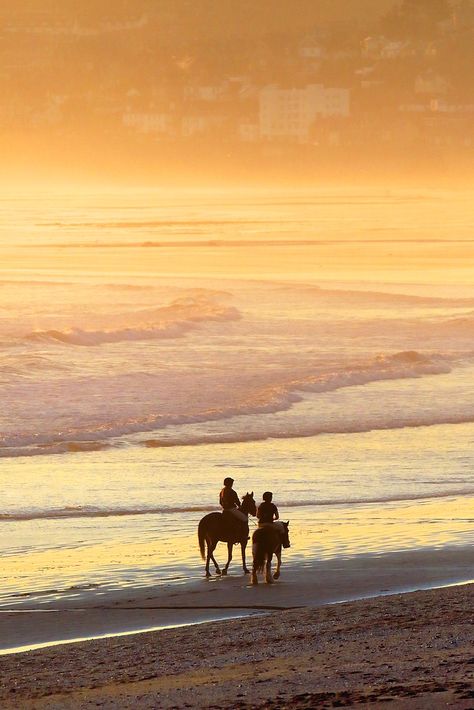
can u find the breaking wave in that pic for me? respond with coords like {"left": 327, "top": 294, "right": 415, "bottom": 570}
{"left": 142, "top": 411, "right": 474, "bottom": 449}
{"left": 0, "top": 349, "right": 459, "bottom": 458}
{"left": 2, "top": 488, "right": 473, "bottom": 522}
{"left": 24, "top": 296, "right": 241, "bottom": 346}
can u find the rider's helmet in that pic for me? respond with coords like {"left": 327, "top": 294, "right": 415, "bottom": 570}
{"left": 263, "top": 491, "right": 273, "bottom": 502}
{"left": 223, "top": 477, "right": 234, "bottom": 486}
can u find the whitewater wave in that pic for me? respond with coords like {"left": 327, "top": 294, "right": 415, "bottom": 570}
{"left": 6, "top": 408, "right": 474, "bottom": 459}
{"left": 142, "top": 412, "right": 474, "bottom": 449}
{"left": 24, "top": 295, "right": 241, "bottom": 346}
{"left": 2, "top": 489, "right": 473, "bottom": 522}
{"left": 0, "top": 349, "right": 458, "bottom": 457}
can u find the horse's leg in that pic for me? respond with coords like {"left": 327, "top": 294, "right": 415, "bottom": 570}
{"left": 209, "top": 542, "right": 221, "bottom": 575}
{"left": 205, "top": 539, "right": 212, "bottom": 577}
{"left": 222, "top": 542, "right": 233, "bottom": 575}
{"left": 251, "top": 540, "right": 258, "bottom": 585}
{"left": 241, "top": 541, "right": 249, "bottom": 574}
{"left": 265, "top": 553, "right": 273, "bottom": 584}
{"left": 273, "top": 546, "right": 282, "bottom": 580}
{"left": 251, "top": 561, "right": 258, "bottom": 585}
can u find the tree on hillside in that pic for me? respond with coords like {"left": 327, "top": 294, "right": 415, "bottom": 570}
{"left": 381, "top": 0, "right": 452, "bottom": 38}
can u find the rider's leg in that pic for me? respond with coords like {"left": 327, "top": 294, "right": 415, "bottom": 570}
{"left": 230, "top": 508, "right": 248, "bottom": 540}
{"left": 231, "top": 509, "right": 247, "bottom": 523}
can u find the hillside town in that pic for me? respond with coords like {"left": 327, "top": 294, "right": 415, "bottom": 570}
{"left": 1, "top": 1, "right": 474, "bottom": 165}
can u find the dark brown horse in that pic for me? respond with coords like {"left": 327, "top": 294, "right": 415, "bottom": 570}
{"left": 198, "top": 492, "right": 257, "bottom": 577}
{"left": 251, "top": 521, "right": 290, "bottom": 585}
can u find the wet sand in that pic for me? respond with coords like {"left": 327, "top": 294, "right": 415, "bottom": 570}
{"left": 1, "top": 545, "right": 472, "bottom": 655}
{"left": 0, "top": 583, "right": 472, "bottom": 708}
{"left": 0, "top": 547, "right": 474, "bottom": 658}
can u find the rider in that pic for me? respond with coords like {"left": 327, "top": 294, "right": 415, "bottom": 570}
{"left": 257, "top": 491, "right": 289, "bottom": 547}
{"left": 219, "top": 477, "right": 248, "bottom": 536}
{"left": 257, "top": 491, "right": 279, "bottom": 527}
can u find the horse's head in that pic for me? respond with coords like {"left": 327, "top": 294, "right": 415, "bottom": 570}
{"left": 281, "top": 521, "right": 291, "bottom": 549}
{"left": 241, "top": 491, "right": 257, "bottom": 517}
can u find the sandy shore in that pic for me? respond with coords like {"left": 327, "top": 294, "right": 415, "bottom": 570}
{"left": 0, "top": 584, "right": 472, "bottom": 708}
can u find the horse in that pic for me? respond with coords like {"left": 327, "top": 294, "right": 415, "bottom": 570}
{"left": 251, "top": 521, "right": 290, "bottom": 585}
{"left": 198, "top": 492, "right": 257, "bottom": 577}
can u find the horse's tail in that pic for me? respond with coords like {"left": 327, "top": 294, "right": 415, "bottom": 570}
{"left": 198, "top": 519, "right": 207, "bottom": 560}
{"left": 252, "top": 529, "right": 267, "bottom": 573}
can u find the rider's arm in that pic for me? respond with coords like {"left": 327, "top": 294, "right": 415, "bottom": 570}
{"left": 233, "top": 490, "right": 241, "bottom": 508}
{"left": 273, "top": 505, "right": 279, "bottom": 521}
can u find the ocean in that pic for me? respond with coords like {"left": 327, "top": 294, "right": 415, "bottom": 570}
{"left": 1, "top": 188, "right": 473, "bottom": 610}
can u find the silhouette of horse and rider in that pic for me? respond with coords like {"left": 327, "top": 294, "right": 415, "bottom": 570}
{"left": 198, "top": 477, "right": 290, "bottom": 584}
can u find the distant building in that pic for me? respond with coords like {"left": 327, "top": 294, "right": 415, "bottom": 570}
{"left": 415, "top": 72, "right": 449, "bottom": 96}
{"left": 122, "top": 112, "right": 173, "bottom": 135}
{"left": 298, "top": 33, "right": 326, "bottom": 61}
{"left": 362, "top": 36, "right": 413, "bottom": 60}
{"left": 380, "top": 40, "right": 409, "bottom": 60}
{"left": 259, "top": 84, "right": 350, "bottom": 143}
{"left": 397, "top": 101, "right": 474, "bottom": 147}
{"left": 183, "top": 85, "right": 226, "bottom": 102}
{"left": 399, "top": 101, "right": 474, "bottom": 114}
{"left": 181, "top": 115, "right": 225, "bottom": 137}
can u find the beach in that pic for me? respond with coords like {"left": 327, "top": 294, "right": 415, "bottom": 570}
{"left": 3, "top": 0, "right": 474, "bottom": 699}
{"left": 0, "top": 583, "right": 472, "bottom": 708}
{"left": 1, "top": 189, "right": 474, "bottom": 704}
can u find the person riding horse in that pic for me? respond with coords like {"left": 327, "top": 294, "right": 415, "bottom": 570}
{"left": 256, "top": 491, "right": 289, "bottom": 546}
{"left": 199, "top": 484, "right": 257, "bottom": 576}
{"left": 219, "top": 477, "right": 248, "bottom": 539}
{"left": 256, "top": 491, "right": 279, "bottom": 527}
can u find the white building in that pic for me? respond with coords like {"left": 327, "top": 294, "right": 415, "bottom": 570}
{"left": 181, "top": 115, "right": 224, "bottom": 137}
{"left": 259, "top": 84, "right": 350, "bottom": 143}
{"left": 122, "top": 112, "right": 173, "bottom": 135}
{"left": 298, "top": 32, "right": 326, "bottom": 60}
{"left": 362, "top": 36, "right": 413, "bottom": 60}
{"left": 415, "top": 72, "right": 449, "bottom": 96}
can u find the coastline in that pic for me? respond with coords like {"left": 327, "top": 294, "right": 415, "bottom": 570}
{"left": 1, "top": 544, "right": 472, "bottom": 656}
{"left": 0, "top": 583, "right": 472, "bottom": 708}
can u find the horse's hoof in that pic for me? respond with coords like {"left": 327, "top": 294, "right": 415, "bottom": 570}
{"left": 205, "top": 573, "right": 212, "bottom": 578}
{"left": 265, "top": 578, "right": 274, "bottom": 584}
{"left": 251, "top": 577, "right": 258, "bottom": 586}
{"left": 243, "top": 568, "right": 250, "bottom": 574}
{"left": 221, "top": 569, "right": 227, "bottom": 576}
{"left": 273, "top": 572, "right": 280, "bottom": 580}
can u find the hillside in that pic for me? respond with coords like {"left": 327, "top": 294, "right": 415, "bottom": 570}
{"left": 0, "top": 0, "right": 399, "bottom": 39}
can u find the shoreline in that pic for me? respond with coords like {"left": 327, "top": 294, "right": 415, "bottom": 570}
{"left": 0, "top": 583, "right": 472, "bottom": 708}
{"left": 1, "top": 576, "right": 472, "bottom": 658}
{"left": 1, "top": 544, "right": 472, "bottom": 657}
